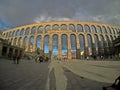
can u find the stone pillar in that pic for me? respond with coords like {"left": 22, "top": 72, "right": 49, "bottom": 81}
{"left": 84, "top": 34, "right": 88, "bottom": 57}
{"left": 91, "top": 34, "right": 97, "bottom": 56}
{"left": 40, "top": 35, "right": 44, "bottom": 56}
{"left": 33, "top": 36, "right": 37, "bottom": 52}
{"left": 49, "top": 34, "right": 53, "bottom": 59}
{"left": 26, "top": 36, "right": 30, "bottom": 52}
{"left": 15, "top": 38, "right": 18, "bottom": 46}
{"left": 76, "top": 34, "right": 80, "bottom": 59}
{"left": 67, "top": 34, "right": 72, "bottom": 60}
{"left": 11, "top": 38, "right": 14, "bottom": 46}
{"left": 58, "top": 34, "right": 62, "bottom": 60}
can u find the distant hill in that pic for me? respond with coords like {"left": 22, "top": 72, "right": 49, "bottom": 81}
{"left": 0, "top": 18, "right": 13, "bottom": 30}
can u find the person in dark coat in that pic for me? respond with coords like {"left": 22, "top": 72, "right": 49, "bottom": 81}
{"left": 46, "top": 57, "right": 49, "bottom": 62}
{"left": 39, "top": 56, "right": 43, "bottom": 62}
{"left": 16, "top": 55, "right": 21, "bottom": 64}
{"left": 13, "top": 54, "right": 17, "bottom": 64}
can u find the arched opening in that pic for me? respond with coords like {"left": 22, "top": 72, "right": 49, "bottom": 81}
{"left": 44, "top": 35, "right": 49, "bottom": 54}
{"left": 52, "top": 35, "right": 58, "bottom": 57}
{"left": 77, "top": 24, "right": 83, "bottom": 32}
{"left": 18, "top": 37, "right": 22, "bottom": 47}
{"left": 79, "top": 34, "right": 85, "bottom": 59}
{"left": 69, "top": 24, "right": 76, "bottom": 32}
{"left": 91, "top": 25, "right": 97, "bottom": 33}
{"left": 29, "top": 36, "right": 34, "bottom": 52}
{"left": 53, "top": 24, "right": 59, "bottom": 30}
{"left": 23, "top": 36, "right": 28, "bottom": 50}
{"left": 20, "top": 28, "right": 24, "bottom": 36}
{"left": 25, "top": 27, "right": 30, "bottom": 35}
{"left": 38, "top": 26, "right": 43, "bottom": 33}
{"left": 70, "top": 34, "right": 76, "bottom": 59}
{"left": 61, "top": 24, "right": 67, "bottom": 30}
{"left": 36, "top": 35, "right": 41, "bottom": 49}
{"left": 15, "top": 30, "right": 19, "bottom": 36}
{"left": 102, "top": 26, "right": 107, "bottom": 34}
{"left": 12, "top": 31, "right": 15, "bottom": 37}
{"left": 87, "top": 34, "right": 92, "bottom": 56}
{"left": 93, "top": 35, "right": 99, "bottom": 57}
{"left": 31, "top": 26, "right": 36, "bottom": 34}
{"left": 14, "top": 38, "right": 17, "bottom": 46}
{"left": 45, "top": 25, "right": 50, "bottom": 33}
{"left": 97, "top": 26, "right": 102, "bottom": 33}
{"left": 61, "top": 34, "right": 68, "bottom": 59}
{"left": 84, "top": 24, "right": 90, "bottom": 33}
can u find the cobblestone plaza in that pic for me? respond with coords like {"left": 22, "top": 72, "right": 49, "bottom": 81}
{"left": 0, "top": 59, "right": 120, "bottom": 90}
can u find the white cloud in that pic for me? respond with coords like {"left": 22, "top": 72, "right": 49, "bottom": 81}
{"left": 34, "top": 14, "right": 71, "bottom": 23}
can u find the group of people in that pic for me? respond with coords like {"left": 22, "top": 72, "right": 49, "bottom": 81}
{"left": 35, "top": 56, "right": 49, "bottom": 63}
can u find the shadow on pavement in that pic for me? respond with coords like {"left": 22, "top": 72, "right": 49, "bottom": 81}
{"left": 63, "top": 67, "right": 111, "bottom": 90}
{"left": 0, "top": 59, "right": 50, "bottom": 90}
{"left": 49, "top": 68, "right": 56, "bottom": 90}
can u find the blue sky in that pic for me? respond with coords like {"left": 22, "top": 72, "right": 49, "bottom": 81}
{"left": 0, "top": 0, "right": 120, "bottom": 30}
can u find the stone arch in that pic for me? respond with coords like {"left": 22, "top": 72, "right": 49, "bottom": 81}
{"left": 14, "top": 38, "right": 17, "bottom": 45}
{"left": 69, "top": 24, "right": 76, "bottom": 32}
{"left": 97, "top": 26, "right": 102, "bottom": 33}
{"left": 52, "top": 34, "right": 58, "bottom": 55}
{"left": 107, "top": 26, "right": 112, "bottom": 34}
{"left": 102, "top": 26, "right": 107, "bottom": 34}
{"left": 44, "top": 35, "right": 49, "bottom": 53}
{"left": 18, "top": 37, "right": 22, "bottom": 47}
{"left": 98, "top": 35, "right": 105, "bottom": 56}
{"left": 9, "top": 31, "right": 12, "bottom": 37}
{"left": 20, "top": 28, "right": 24, "bottom": 36}
{"left": 112, "top": 28, "right": 115, "bottom": 34}
{"left": 61, "top": 24, "right": 67, "bottom": 30}
{"left": 105, "top": 35, "right": 110, "bottom": 47}
{"left": 38, "top": 25, "right": 43, "bottom": 33}
{"left": 12, "top": 31, "right": 15, "bottom": 37}
{"left": 15, "top": 29, "right": 19, "bottom": 36}
{"left": 84, "top": 24, "right": 90, "bottom": 33}
{"left": 110, "top": 35, "right": 113, "bottom": 41}
{"left": 23, "top": 36, "right": 28, "bottom": 49}
{"left": 29, "top": 36, "right": 34, "bottom": 52}
{"left": 45, "top": 25, "right": 51, "bottom": 33}
{"left": 87, "top": 34, "right": 93, "bottom": 55}
{"left": 31, "top": 26, "right": 36, "bottom": 34}
{"left": 6, "top": 32, "right": 8, "bottom": 38}
{"left": 61, "top": 34, "right": 68, "bottom": 56}
{"left": 94, "top": 34, "right": 99, "bottom": 54}
{"left": 70, "top": 34, "right": 76, "bottom": 59}
{"left": 25, "top": 27, "right": 30, "bottom": 35}
{"left": 53, "top": 24, "right": 59, "bottom": 30}
{"left": 79, "top": 34, "right": 85, "bottom": 58}
{"left": 77, "top": 24, "right": 83, "bottom": 32}
{"left": 36, "top": 35, "right": 41, "bottom": 49}
{"left": 91, "top": 25, "right": 97, "bottom": 33}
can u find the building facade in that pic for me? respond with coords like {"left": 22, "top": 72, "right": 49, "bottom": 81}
{"left": 2, "top": 21, "right": 120, "bottom": 59}
{"left": 0, "top": 31, "right": 24, "bottom": 58}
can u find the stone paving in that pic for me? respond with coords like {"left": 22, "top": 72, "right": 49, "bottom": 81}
{"left": 0, "top": 59, "right": 120, "bottom": 90}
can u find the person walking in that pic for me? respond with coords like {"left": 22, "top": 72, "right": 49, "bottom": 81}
{"left": 39, "top": 56, "right": 43, "bottom": 62}
{"left": 16, "top": 55, "right": 21, "bottom": 64}
{"left": 13, "top": 54, "right": 17, "bottom": 64}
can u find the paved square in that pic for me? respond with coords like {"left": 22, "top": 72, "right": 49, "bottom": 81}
{"left": 0, "top": 59, "right": 120, "bottom": 90}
